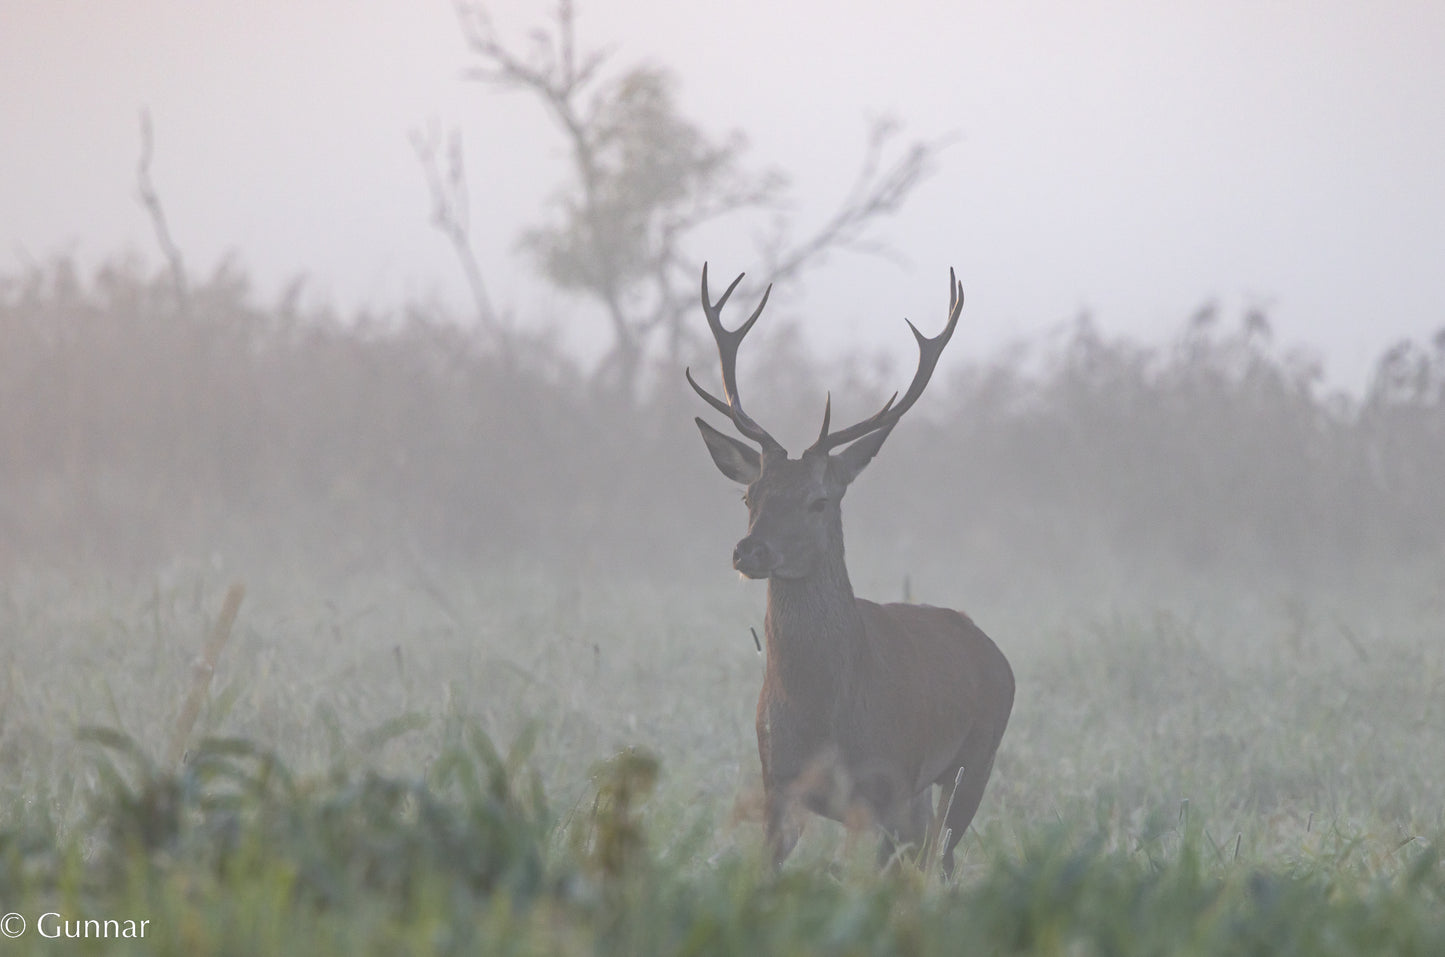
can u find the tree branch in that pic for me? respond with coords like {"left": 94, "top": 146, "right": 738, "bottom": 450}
{"left": 767, "top": 118, "right": 952, "bottom": 285}
{"left": 136, "top": 109, "right": 189, "bottom": 313}
{"left": 411, "top": 124, "right": 511, "bottom": 362}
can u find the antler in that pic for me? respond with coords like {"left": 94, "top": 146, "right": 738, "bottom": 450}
{"left": 806, "top": 267, "right": 964, "bottom": 455}
{"left": 685, "top": 263, "right": 786, "bottom": 455}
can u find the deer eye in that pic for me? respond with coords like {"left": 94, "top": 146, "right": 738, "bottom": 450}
{"left": 808, "top": 497, "right": 828, "bottom": 513}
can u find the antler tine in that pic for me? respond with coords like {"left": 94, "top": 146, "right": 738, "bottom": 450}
{"left": 807, "top": 268, "right": 964, "bottom": 455}
{"left": 806, "top": 391, "right": 898, "bottom": 454}
{"left": 814, "top": 392, "right": 832, "bottom": 447}
{"left": 693, "top": 263, "right": 785, "bottom": 454}
{"left": 685, "top": 367, "right": 735, "bottom": 419}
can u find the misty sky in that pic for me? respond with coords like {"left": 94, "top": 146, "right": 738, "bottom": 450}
{"left": 3, "top": 0, "right": 1443, "bottom": 393}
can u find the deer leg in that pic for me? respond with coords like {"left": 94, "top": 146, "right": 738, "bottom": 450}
{"left": 757, "top": 707, "right": 810, "bottom": 867}
{"left": 876, "top": 789, "right": 932, "bottom": 869}
{"left": 846, "top": 764, "right": 927, "bottom": 870}
{"left": 763, "top": 782, "right": 805, "bottom": 866}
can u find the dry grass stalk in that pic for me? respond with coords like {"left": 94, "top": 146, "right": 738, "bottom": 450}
{"left": 919, "top": 766, "right": 966, "bottom": 875}
{"left": 165, "top": 582, "right": 245, "bottom": 767}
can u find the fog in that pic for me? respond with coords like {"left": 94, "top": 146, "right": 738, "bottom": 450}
{"left": 4, "top": 0, "right": 1445, "bottom": 648}
{"left": 3, "top": 0, "right": 1444, "bottom": 393}
{"left": 4, "top": 250, "right": 1443, "bottom": 607}
{"left": 3, "top": 3, "right": 1444, "bottom": 898}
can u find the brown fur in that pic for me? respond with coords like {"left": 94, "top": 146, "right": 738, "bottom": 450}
{"left": 690, "top": 265, "right": 1013, "bottom": 873}
{"left": 754, "top": 560, "right": 1013, "bottom": 873}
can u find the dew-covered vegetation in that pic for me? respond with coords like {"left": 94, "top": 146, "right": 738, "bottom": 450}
{"left": 2, "top": 252, "right": 1444, "bottom": 953}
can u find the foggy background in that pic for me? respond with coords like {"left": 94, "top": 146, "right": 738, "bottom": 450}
{"left": 3, "top": 0, "right": 1444, "bottom": 621}
{"left": 3, "top": 5, "right": 1445, "bottom": 894}
{"left": 4, "top": 1, "right": 1445, "bottom": 390}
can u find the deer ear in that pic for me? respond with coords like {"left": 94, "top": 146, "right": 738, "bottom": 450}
{"left": 695, "top": 417, "right": 762, "bottom": 485}
{"left": 830, "top": 424, "right": 895, "bottom": 486}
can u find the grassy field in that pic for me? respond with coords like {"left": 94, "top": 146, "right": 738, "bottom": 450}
{"left": 1, "top": 561, "right": 1443, "bottom": 954}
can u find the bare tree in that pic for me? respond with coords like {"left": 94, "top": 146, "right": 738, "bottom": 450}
{"left": 412, "top": 124, "right": 511, "bottom": 363}
{"left": 445, "top": 0, "right": 947, "bottom": 402}
{"left": 136, "top": 109, "right": 189, "bottom": 314}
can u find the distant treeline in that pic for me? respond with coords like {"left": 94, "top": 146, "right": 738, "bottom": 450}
{"left": 4, "top": 255, "right": 1444, "bottom": 589}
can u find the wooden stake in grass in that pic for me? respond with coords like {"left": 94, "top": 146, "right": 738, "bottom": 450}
{"left": 165, "top": 582, "right": 244, "bottom": 767}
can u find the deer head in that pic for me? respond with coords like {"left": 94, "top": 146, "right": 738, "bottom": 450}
{"left": 688, "top": 264, "right": 963, "bottom": 580}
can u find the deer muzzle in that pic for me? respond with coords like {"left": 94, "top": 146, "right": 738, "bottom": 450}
{"left": 732, "top": 536, "right": 777, "bottom": 579}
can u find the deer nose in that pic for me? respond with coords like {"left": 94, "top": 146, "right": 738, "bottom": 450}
{"left": 733, "top": 537, "right": 775, "bottom": 579}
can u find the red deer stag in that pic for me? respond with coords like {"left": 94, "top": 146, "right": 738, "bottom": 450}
{"left": 687, "top": 264, "right": 1014, "bottom": 874}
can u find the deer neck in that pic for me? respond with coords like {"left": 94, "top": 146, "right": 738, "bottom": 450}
{"left": 762, "top": 543, "right": 863, "bottom": 700}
